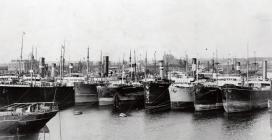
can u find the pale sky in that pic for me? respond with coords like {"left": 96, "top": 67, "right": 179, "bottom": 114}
{"left": 0, "top": 0, "right": 272, "bottom": 63}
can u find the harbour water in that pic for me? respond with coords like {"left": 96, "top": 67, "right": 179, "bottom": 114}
{"left": 0, "top": 105, "right": 270, "bottom": 140}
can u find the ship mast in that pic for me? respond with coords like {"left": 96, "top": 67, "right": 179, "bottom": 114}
{"left": 129, "top": 50, "right": 132, "bottom": 80}
{"left": 30, "top": 46, "right": 34, "bottom": 86}
{"left": 185, "top": 52, "right": 188, "bottom": 74}
{"left": 19, "top": 32, "right": 26, "bottom": 75}
{"left": 246, "top": 45, "right": 249, "bottom": 83}
{"left": 100, "top": 50, "right": 102, "bottom": 78}
{"left": 145, "top": 51, "right": 147, "bottom": 81}
{"left": 121, "top": 53, "right": 125, "bottom": 84}
{"left": 154, "top": 51, "right": 157, "bottom": 77}
{"left": 86, "top": 47, "right": 90, "bottom": 81}
{"left": 60, "top": 42, "right": 65, "bottom": 80}
{"left": 134, "top": 50, "right": 137, "bottom": 82}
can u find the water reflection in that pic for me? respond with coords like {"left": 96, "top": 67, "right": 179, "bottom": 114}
{"left": 2, "top": 105, "right": 269, "bottom": 140}
{"left": 222, "top": 109, "right": 270, "bottom": 140}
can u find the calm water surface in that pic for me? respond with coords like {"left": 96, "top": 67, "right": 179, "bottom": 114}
{"left": 0, "top": 105, "right": 271, "bottom": 140}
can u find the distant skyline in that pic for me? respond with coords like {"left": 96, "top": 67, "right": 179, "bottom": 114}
{"left": 0, "top": 0, "right": 272, "bottom": 63}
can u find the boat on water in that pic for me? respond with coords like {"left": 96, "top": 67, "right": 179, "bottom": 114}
{"left": 169, "top": 83, "right": 195, "bottom": 110}
{"left": 194, "top": 76, "right": 242, "bottom": 111}
{"left": 222, "top": 60, "right": 272, "bottom": 113}
{"left": 144, "top": 79, "right": 171, "bottom": 112}
{"left": 168, "top": 71, "right": 196, "bottom": 110}
{"left": 0, "top": 102, "right": 58, "bottom": 134}
{"left": 0, "top": 83, "right": 74, "bottom": 109}
{"left": 144, "top": 60, "right": 172, "bottom": 113}
{"left": 74, "top": 82, "right": 104, "bottom": 105}
{"left": 113, "top": 83, "right": 145, "bottom": 111}
{"left": 97, "top": 82, "right": 119, "bottom": 106}
{"left": 222, "top": 80, "right": 272, "bottom": 113}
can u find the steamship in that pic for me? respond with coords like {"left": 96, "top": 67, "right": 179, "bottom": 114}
{"left": 74, "top": 82, "right": 102, "bottom": 105}
{"left": 194, "top": 76, "right": 241, "bottom": 111}
{"left": 97, "top": 82, "right": 119, "bottom": 106}
{"left": 193, "top": 59, "right": 243, "bottom": 111}
{"left": 113, "top": 82, "right": 145, "bottom": 111}
{"left": 222, "top": 61, "right": 272, "bottom": 113}
{"left": 0, "top": 83, "right": 74, "bottom": 109}
{"left": 168, "top": 72, "right": 195, "bottom": 110}
{"left": 0, "top": 57, "right": 74, "bottom": 109}
{"left": 0, "top": 102, "right": 58, "bottom": 134}
{"left": 168, "top": 58, "right": 198, "bottom": 110}
{"left": 222, "top": 80, "right": 271, "bottom": 113}
{"left": 144, "top": 60, "right": 172, "bottom": 113}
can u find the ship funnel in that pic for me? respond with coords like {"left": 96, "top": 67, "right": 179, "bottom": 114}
{"left": 69, "top": 63, "right": 73, "bottom": 74}
{"left": 263, "top": 60, "right": 267, "bottom": 81}
{"left": 236, "top": 62, "right": 241, "bottom": 74}
{"left": 103, "top": 56, "right": 109, "bottom": 77}
{"left": 39, "top": 57, "right": 45, "bottom": 78}
{"left": 192, "top": 58, "right": 197, "bottom": 79}
{"left": 159, "top": 60, "right": 165, "bottom": 79}
{"left": 211, "top": 59, "right": 215, "bottom": 73}
{"left": 51, "top": 63, "right": 56, "bottom": 78}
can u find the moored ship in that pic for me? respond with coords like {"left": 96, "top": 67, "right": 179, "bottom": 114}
{"left": 144, "top": 60, "right": 171, "bottom": 112}
{"left": 97, "top": 83, "right": 119, "bottom": 106}
{"left": 113, "top": 83, "right": 145, "bottom": 111}
{"left": 194, "top": 76, "right": 242, "bottom": 111}
{"left": 144, "top": 79, "right": 171, "bottom": 112}
{"left": 222, "top": 80, "right": 272, "bottom": 113}
{"left": 74, "top": 82, "right": 103, "bottom": 105}
{"left": 0, "top": 102, "right": 58, "bottom": 134}
{"left": 222, "top": 60, "right": 272, "bottom": 113}
{"left": 194, "top": 82, "right": 222, "bottom": 111}
{"left": 168, "top": 71, "right": 196, "bottom": 110}
{"left": 169, "top": 83, "right": 195, "bottom": 110}
{"left": 0, "top": 84, "right": 74, "bottom": 109}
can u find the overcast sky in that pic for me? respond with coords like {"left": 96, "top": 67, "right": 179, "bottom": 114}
{"left": 0, "top": 0, "right": 271, "bottom": 63}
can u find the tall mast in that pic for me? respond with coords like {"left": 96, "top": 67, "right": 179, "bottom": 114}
{"left": 145, "top": 51, "right": 147, "bottom": 81}
{"left": 254, "top": 51, "right": 257, "bottom": 72}
{"left": 185, "top": 52, "right": 188, "bottom": 73}
{"left": 121, "top": 53, "right": 124, "bottom": 84}
{"left": 60, "top": 45, "right": 63, "bottom": 79}
{"left": 30, "top": 46, "right": 34, "bottom": 86}
{"left": 63, "top": 41, "right": 65, "bottom": 77}
{"left": 100, "top": 50, "right": 102, "bottom": 78}
{"left": 129, "top": 50, "right": 132, "bottom": 80}
{"left": 87, "top": 47, "right": 90, "bottom": 80}
{"left": 19, "top": 32, "right": 26, "bottom": 75}
{"left": 35, "top": 47, "right": 37, "bottom": 74}
{"left": 246, "top": 45, "right": 249, "bottom": 83}
{"left": 154, "top": 51, "right": 157, "bottom": 76}
{"left": 134, "top": 50, "right": 137, "bottom": 82}
{"left": 60, "top": 42, "right": 65, "bottom": 80}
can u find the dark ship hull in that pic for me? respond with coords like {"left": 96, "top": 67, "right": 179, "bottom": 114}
{"left": 0, "top": 85, "right": 74, "bottom": 109}
{"left": 194, "top": 84, "right": 223, "bottom": 111}
{"left": 74, "top": 83, "right": 100, "bottom": 105}
{"left": 222, "top": 85, "right": 271, "bottom": 113}
{"left": 0, "top": 111, "right": 57, "bottom": 134}
{"left": 113, "top": 85, "right": 144, "bottom": 111}
{"left": 144, "top": 81, "right": 171, "bottom": 113}
{"left": 97, "top": 85, "right": 118, "bottom": 106}
{"left": 168, "top": 84, "right": 195, "bottom": 110}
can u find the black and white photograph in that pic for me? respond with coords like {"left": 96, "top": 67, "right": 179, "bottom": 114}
{"left": 0, "top": 0, "right": 271, "bottom": 140}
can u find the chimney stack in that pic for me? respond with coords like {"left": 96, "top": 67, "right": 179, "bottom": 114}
{"left": 192, "top": 58, "right": 197, "bottom": 79}
{"left": 263, "top": 60, "right": 267, "bottom": 81}
{"left": 159, "top": 60, "right": 165, "bottom": 79}
{"left": 103, "top": 56, "right": 109, "bottom": 77}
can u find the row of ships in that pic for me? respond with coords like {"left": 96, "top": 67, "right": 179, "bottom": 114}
{"left": 0, "top": 55, "right": 271, "bottom": 114}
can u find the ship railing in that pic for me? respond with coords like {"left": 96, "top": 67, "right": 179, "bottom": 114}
{"left": 0, "top": 102, "right": 58, "bottom": 113}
